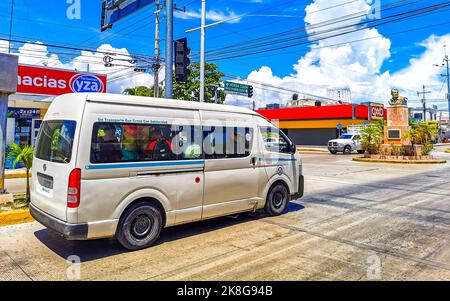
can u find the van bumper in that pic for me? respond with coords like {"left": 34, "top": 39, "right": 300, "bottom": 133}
{"left": 290, "top": 175, "right": 304, "bottom": 200}
{"left": 30, "top": 203, "right": 88, "bottom": 240}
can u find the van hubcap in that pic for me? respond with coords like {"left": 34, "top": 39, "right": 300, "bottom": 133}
{"left": 131, "top": 215, "right": 152, "bottom": 238}
{"left": 273, "top": 191, "right": 284, "bottom": 208}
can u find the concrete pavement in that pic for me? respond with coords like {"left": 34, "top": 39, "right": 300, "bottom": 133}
{"left": 0, "top": 146, "right": 449, "bottom": 280}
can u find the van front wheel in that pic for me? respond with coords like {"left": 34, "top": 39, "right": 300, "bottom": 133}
{"left": 116, "top": 203, "right": 163, "bottom": 250}
{"left": 265, "top": 183, "right": 289, "bottom": 216}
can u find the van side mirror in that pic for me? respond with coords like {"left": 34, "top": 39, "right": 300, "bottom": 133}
{"left": 290, "top": 143, "right": 297, "bottom": 154}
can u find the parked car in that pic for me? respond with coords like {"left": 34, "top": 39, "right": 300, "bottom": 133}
{"left": 327, "top": 134, "right": 364, "bottom": 154}
{"left": 30, "top": 93, "right": 304, "bottom": 250}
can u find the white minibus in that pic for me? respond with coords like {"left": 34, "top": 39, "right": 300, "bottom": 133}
{"left": 30, "top": 93, "right": 304, "bottom": 250}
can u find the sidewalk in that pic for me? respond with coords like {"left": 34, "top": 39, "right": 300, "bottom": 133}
{"left": 4, "top": 168, "right": 30, "bottom": 179}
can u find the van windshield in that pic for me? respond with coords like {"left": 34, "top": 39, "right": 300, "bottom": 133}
{"left": 35, "top": 120, "right": 77, "bottom": 164}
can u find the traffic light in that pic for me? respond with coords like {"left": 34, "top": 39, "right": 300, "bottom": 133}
{"left": 247, "top": 85, "right": 254, "bottom": 98}
{"left": 175, "top": 38, "right": 191, "bottom": 84}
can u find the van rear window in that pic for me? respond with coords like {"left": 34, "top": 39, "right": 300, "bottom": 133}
{"left": 35, "top": 120, "right": 77, "bottom": 164}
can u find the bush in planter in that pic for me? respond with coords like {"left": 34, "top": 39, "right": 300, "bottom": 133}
{"left": 361, "top": 124, "right": 382, "bottom": 155}
{"left": 404, "top": 122, "right": 437, "bottom": 156}
{"left": 401, "top": 145, "right": 414, "bottom": 156}
{"left": 422, "top": 140, "right": 433, "bottom": 155}
{"left": 391, "top": 144, "right": 402, "bottom": 157}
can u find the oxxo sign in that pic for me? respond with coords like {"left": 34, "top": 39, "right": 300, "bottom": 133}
{"left": 370, "top": 105, "right": 385, "bottom": 119}
{"left": 17, "top": 65, "right": 107, "bottom": 96}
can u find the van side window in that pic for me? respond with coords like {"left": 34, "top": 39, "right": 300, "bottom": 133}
{"left": 90, "top": 122, "right": 203, "bottom": 163}
{"left": 260, "top": 127, "right": 291, "bottom": 153}
{"left": 203, "top": 127, "right": 253, "bottom": 159}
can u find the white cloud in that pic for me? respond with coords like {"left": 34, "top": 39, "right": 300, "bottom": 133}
{"left": 225, "top": 0, "right": 449, "bottom": 118}
{"left": 176, "top": 8, "right": 241, "bottom": 23}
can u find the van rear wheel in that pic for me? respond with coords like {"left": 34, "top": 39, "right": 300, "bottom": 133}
{"left": 116, "top": 202, "right": 163, "bottom": 250}
{"left": 265, "top": 183, "right": 289, "bottom": 216}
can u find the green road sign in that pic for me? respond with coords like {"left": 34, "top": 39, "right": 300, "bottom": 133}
{"left": 224, "top": 81, "right": 252, "bottom": 96}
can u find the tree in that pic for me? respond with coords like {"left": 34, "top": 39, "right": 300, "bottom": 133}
{"left": 123, "top": 85, "right": 164, "bottom": 98}
{"left": 360, "top": 124, "right": 382, "bottom": 154}
{"left": 375, "top": 119, "right": 387, "bottom": 143}
{"left": 404, "top": 121, "right": 438, "bottom": 155}
{"left": 123, "top": 63, "right": 226, "bottom": 103}
{"left": 173, "top": 62, "right": 225, "bottom": 103}
{"left": 6, "top": 143, "right": 34, "bottom": 202}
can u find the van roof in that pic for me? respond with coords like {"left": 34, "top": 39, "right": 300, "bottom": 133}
{"left": 80, "top": 93, "right": 260, "bottom": 116}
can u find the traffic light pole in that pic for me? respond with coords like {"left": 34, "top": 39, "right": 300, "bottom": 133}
{"left": 153, "top": 0, "right": 161, "bottom": 98}
{"left": 186, "top": 0, "right": 225, "bottom": 102}
{"left": 200, "top": 0, "right": 206, "bottom": 102}
{"left": 445, "top": 54, "right": 450, "bottom": 122}
{"left": 165, "top": 0, "right": 173, "bottom": 99}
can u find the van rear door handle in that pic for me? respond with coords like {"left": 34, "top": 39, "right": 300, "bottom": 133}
{"left": 250, "top": 157, "right": 257, "bottom": 166}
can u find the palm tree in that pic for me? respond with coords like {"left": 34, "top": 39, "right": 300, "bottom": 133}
{"left": 6, "top": 143, "right": 34, "bottom": 202}
{"left": 404, "top": 122, "right": 438, "bottom": 155}
{"left": 360, "top": 124, "right": 382, "bottom": 154}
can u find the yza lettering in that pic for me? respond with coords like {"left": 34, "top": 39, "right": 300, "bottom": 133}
{"left": 70, "top": 74, "right": 104, "bottom": 93}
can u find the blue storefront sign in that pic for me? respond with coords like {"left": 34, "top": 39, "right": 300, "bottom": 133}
{"left": 7, "top": 107, "right": 41, "bottom": 119}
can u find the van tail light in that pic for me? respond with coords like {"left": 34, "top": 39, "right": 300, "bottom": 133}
{"left": 67, "top": 168, "right": 81, "bottom": 208}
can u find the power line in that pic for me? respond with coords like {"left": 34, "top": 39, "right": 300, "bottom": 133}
{"left": 204, "top": 2, "right": 450, "bottom": 61}
{"left": 195, "top": 0, "right": 420, "bottom": 58}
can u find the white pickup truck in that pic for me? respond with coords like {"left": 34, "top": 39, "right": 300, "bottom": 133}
{"left": 327, "top": 134, "right": 365, "bottom": 155}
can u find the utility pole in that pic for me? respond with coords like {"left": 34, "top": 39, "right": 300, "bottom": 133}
{"left": 186, "top": 0, "right": 225, "bottom": 102}
{"left": 164, "top": 0, "right": 173, "bottom": 99}
{"left": 200, "top": 0, "right": 206, "bottom": 102}
{"left": 8, "top": 0, "right": 14, "bottom": 54}
{"left": 417, "top": 85, "right": 431, "bottom": 121}
{"left": 153, "top": 0, "right": 161, "bottom": 98}
{"left": 433, "top": 43, "right": 450, "bottom": 122}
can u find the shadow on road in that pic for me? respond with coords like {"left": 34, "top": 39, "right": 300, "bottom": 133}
{"left": 33, "top": 202, "right": 305, "bottom": 262}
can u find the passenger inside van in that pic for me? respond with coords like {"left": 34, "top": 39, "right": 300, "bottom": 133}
{"left": 146, "top": 127, "right": 174, "bottom": 161}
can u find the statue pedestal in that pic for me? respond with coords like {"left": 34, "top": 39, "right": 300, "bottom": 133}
{"left": 384, "top": 106, "right": 411, "bottom": 145}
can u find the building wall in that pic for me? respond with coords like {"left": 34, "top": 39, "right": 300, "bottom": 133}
{"left": 283, "top": 128, "right": 338, "bottom": 146}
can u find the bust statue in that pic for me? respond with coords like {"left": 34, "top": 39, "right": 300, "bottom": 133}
{"left": 389, "top": 88, "right": 407, "bottom": 106}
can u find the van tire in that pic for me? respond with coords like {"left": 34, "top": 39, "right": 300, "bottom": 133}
{"left": 116, "top": 202, "right": 163, "bottom": 251}
{"left": 265, "top": 183, "right": 289, "bottom": 216}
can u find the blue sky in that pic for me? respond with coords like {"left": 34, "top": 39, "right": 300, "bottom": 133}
{"left": 0, "top": 0, "right": 449, "bottom": 110}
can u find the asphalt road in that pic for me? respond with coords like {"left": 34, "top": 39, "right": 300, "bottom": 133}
{"left": 1, "top": 146, "right": 450, "bottom": 280}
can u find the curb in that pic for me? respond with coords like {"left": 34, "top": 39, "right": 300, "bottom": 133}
{"left": 352, "top": 157, "right": 447, "bottom": 164}
{"left": 0, "top": 208, "right": 34, "bottom": 227}
{"left": 5, "top": 172, "right": 31, "bottom": 180}
{"left": 297, "top": 148, "right": 329, "bottom": 154}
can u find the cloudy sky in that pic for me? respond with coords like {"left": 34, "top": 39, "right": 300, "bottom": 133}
{"left": 0, "top": 0, "right": 449, "bottom": 117}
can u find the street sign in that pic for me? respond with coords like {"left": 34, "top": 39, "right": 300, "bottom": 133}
{"left": 337, "top": 123, "right": 343, "bottom": 130}
{"left": 224, "top": 81, "right": 253, "bottom": 97}
{"left": 101, "top": 0, "right": 155, "bottom": 31}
